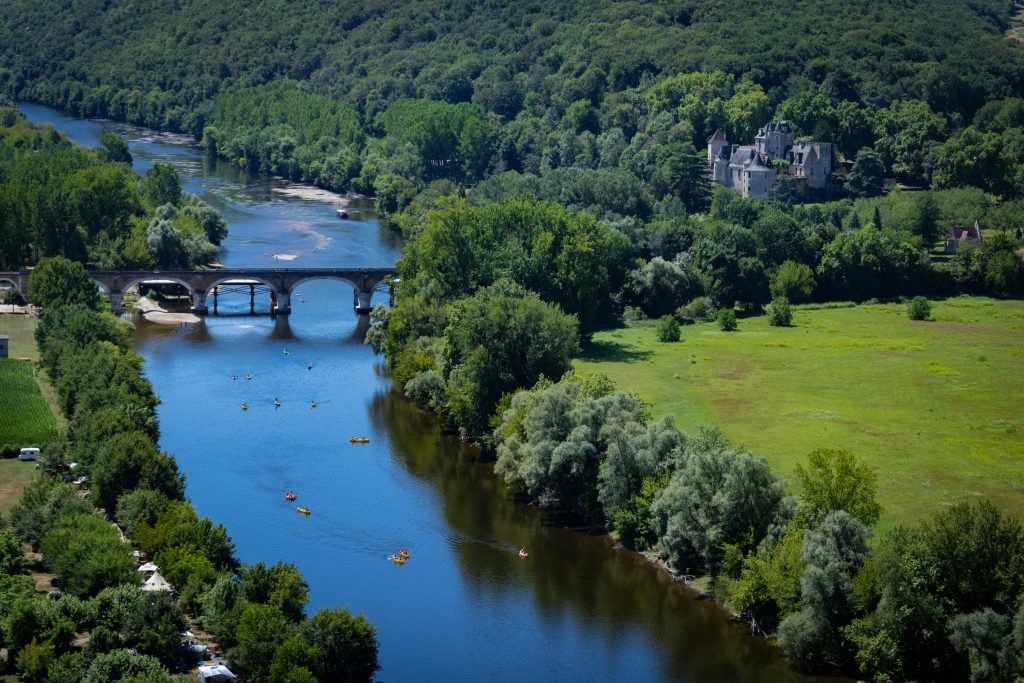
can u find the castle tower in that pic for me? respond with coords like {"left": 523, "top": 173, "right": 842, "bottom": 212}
{"left": 707, "top": 128, "right": 728, "bottom": 166}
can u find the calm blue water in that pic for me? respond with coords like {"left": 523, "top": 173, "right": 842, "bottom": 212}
{"left": 19, "top": 102, "right": 837, "bottom": 683}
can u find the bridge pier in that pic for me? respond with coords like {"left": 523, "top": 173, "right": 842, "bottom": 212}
{"left": 191, "top": 290, "right": 208, "bottom": 315}
{"left": 109, "top": 291, "right": 124, "bottom": 315}
{"left": 275, "top": 290, "right": 292, "bottom": 315}
{"left": 355, "top": 289, "right": 373, "bottom": 314}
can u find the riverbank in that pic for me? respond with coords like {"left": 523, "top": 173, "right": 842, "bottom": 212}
{"left": 134, "top": 295, "right": 201, "bottom": 324}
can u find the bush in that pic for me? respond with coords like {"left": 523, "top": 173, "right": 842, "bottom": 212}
{"left": 717, "top": 309, "right": 738, "bottom": 331}
{"left": 655, "top": 315, "right": 681, "bottom": 342}
{"left": 907, "top": 296, "right": 932, "bottom": 321}
{"left": 676, "top": 296, "right": 716, "bottom": 323}
{"left": 766, "top": 297, "right": 793, "bottom": 327}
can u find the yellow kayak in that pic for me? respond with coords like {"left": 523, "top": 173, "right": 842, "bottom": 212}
{"left": 350, "top": 437, "right": 370, "bottom": 443}
{"left": 296, "top": 507, "right": 311, "bottom": 516}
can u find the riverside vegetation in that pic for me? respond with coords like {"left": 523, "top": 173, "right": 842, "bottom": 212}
{"left": 3, "top": 1, "right": 1024, "bottom": 680}
{"left": 0, "top": 257, "right": 380, "bottom": 682}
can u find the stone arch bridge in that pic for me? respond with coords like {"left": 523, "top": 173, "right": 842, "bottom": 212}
{"left": 0, "top": 268, "right": 397, "bottom": 316}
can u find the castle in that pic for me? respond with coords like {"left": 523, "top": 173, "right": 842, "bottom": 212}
{"left": 708, "top": 121, "right": 832, "bottom": 201}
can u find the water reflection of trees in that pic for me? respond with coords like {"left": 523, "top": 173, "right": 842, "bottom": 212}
{"left": 368, "top": 389, "right": 827, "bottom": 683}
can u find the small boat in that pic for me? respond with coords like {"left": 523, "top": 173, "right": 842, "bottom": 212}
{"left": 307, "top": 362, "right": 313, "bottom": 370}
{"left": 310, "top": 401, "right": 317, "bottom": 408}
{"left": 283, "top": 349, "right": 289, "bottom": 355}
{"left": 519, "top": 548, "right": 529, "bottom": 559}
{"left": 388, "top": 555, "right": 405, "bottom": 565}
{"left": 398, "top": 550, "right": 410, "bottom": 560}
{"left": 232, "top": 374, "right": 238, "bottom": 380}
{"left": 296, "top": 507, "right": 311, "bottom": 515}
{"left": 241, "top": 403, "right": 248, "bottom": 411}
{"left": 284, "top": 491, "right": 297, "bottom": 501}
{"left": 274, "top": 399, "right": 282, "bottom": 408}
{"left": 350, "top": 437, "right": 370, "bottom": 444}
{"left": 336, "top": 209, "right": 349, "bottom": 219}
{"left": 245, "top": 374, "right": 252, "bottom": 380}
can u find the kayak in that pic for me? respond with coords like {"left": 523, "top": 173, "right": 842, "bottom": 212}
{"left": 350, "top": 437, "right": 370, "bottom": 443}
{"left": 519, "top": 548, "right": 529, "bottom": 559}
{"left": 296, "top": 507, "right": 311, "bottom": 515}
{"left": 398, "top": 550, "right": 410, "bottom": 559}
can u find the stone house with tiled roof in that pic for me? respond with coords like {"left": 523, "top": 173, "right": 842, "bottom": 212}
{"left": 708, "top": 121, "right": 832, "bottom": 201}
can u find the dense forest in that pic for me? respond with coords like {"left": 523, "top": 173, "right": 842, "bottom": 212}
{"left": 0, "top": 105, "right": 226, "bottom": 271}
{"left": 4, "top": 0, "right": 1024, "bottom": 212}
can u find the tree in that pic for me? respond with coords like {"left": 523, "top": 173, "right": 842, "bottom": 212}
{"left": 817, "top": 228, "right": 927, "bottom": 301}
{"left": 145, "top": 218, "right": 185, "bottom": 268}
{"left": 299, "top": 607, "right": 380, "bottom": 683}
{"left": 845, "top": 148, "right": 885, "bottom": 198}
{"left": 98, "top": 132, "right": 133, "bottom": 165}
{"left": 907, "top": 296, "right": 932, "bottom": 321}
{"left": 717, "top": 308, "right": 737, "bottom": 331}
{"left": 655, "top": 314, "right": 681, "bottom": 342}
{"left": 90, "top": 431, "right": 184, "bottom": 512}
{"left": 872, "top": 206, "right": 883, "bottom": 230}
{"left": 933, "top": 127, "right": 1013, "bottom": 196}
{"left": 766, "top": 296, "right": 792, "bottom": 327}
{"left": 15, "top": 638, "right": 54, "bottom": 683}
{"left": 231, "top": 603, "right": 293, "bottom": 682}
{"left": 142, "top": 163, "right": 181, "bottom": 207}
{"left": 651, "top": 429, "right": 787, "bottom": 572}
{"left": 40, "top": 513, "right": 137, "bottom": 597}
{"left": 27, "top": 256, "right": 102, "bottom": 310}
{"left": 626, "top": 256, "right": 695, "bottom": 317}
{"left": 794, "top": 448, "right": 881, "bottom": 527}
{"left": 847, "top": 212, "right": 862, "bottom": 230}
{"left": 0, "top": 530, "right": 30, "bottom": 574}
{"left": 778, "top": 511, "right": 870, "bottom": 663}
{"left": 770, "top": 260, "right": 815, "bottom": 303}
{"left": 240, "top": 561, "right": 310, "bottom": 623}
{"left": 443, "top": 279, "right": 579, "bottom": 439}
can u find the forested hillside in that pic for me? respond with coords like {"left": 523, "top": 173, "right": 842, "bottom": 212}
{"left": 3, "top": 0, "right": 1024, "bottom": 210}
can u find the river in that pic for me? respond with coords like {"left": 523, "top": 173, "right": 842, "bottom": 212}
{"left": 20, "top": 102, "right": 842, "bottom": 683}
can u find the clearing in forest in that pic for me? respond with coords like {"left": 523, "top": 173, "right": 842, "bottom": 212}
{"left": 576, "top": 297, "right": 1024, "bottom": 527}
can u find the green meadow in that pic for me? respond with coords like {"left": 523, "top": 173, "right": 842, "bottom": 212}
{"left": 576, "top": 297, "right": 1024, "bottom": 527}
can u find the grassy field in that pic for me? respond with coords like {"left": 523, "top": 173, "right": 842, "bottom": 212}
{"left": 0, "top": 358, "right": 58, "bottom": 445}
{"left": 0, "top": 314, "right": 65, "bottom": 431}
{"left": 0, "top": 458, "right": 37, "bottom": 516}
{"left": 576, "top": 297, "right": 1024, "bottom": 528}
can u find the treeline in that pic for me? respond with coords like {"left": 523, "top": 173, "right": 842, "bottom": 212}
{"left": 0, "top": 106, "right": 226, "bottom": 271}
{"left": 0, "top": 257, "right": 379, "bottom": 682}
{"left": 5, "top": 1, "right": 1024, "bottom": 214}
{"left": 496, "top": 374, "right": 1024, "bottom": 680}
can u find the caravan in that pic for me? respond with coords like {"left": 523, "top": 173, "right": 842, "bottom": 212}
{"left": 18, "top": 447, "right": 40, "bottom": 461}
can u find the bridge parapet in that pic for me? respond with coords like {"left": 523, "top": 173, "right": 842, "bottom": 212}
{"left": 0, "top": 267, "right": 397, "bottom": 316}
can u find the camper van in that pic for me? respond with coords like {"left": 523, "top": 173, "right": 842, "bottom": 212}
{"left": 18, "top": 447, "right": 40, "bottom": 461}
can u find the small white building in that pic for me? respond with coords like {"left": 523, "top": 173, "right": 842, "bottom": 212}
{"left": 198, "top": 664, "right": 237, "bottom": 682}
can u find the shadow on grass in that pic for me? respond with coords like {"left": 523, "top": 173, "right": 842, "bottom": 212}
{"left": 580, "top": 340, "right": 653, "bottom": 363}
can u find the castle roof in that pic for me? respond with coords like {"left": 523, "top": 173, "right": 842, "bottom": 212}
{"left": 729, "top": 146, "right": 772, "bottom": 171}
{"left": 708, "top": 128, "right": 728, "bottom": 144}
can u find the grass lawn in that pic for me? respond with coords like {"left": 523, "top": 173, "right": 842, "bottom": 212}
{"left": 576, "top": 297, "right": 1024, "bottom": 528}
{"left": 0, "top": 457, "right": 37, "bottom": 516}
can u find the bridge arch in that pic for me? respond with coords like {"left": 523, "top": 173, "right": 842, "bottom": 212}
{"left": 289, "top": 274, "right": 390, "bottom": 314}
{"left": 119, "top": 276, "right": 199, "bottom": 311}
{"left": 202, "top": 276, "right": 284, "bottom": 315}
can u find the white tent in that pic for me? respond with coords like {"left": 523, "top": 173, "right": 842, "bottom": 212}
{"left": 142, "top": 571, "right": 173, "bottom": 592}
{"left": 198, "top": 664, "right": 237, "bottom": 682}
{"left": 138, "top": 561, "right": 159, "bottom": 573}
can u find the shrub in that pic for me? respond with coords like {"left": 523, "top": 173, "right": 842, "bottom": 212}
{"left": 907, "top": 296, "right": 932, "bottom": 321}
{"left": 676, "top": 296, "right": 716, "bottom": 323}
{"left": 766, "top": 297, "right": 793, "bottom": 327}
{"left": 717, "top": 309, "right": 738, "bottom": 331}
{"left": 655, "top": 315, "right": 681, "bottom": 342}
